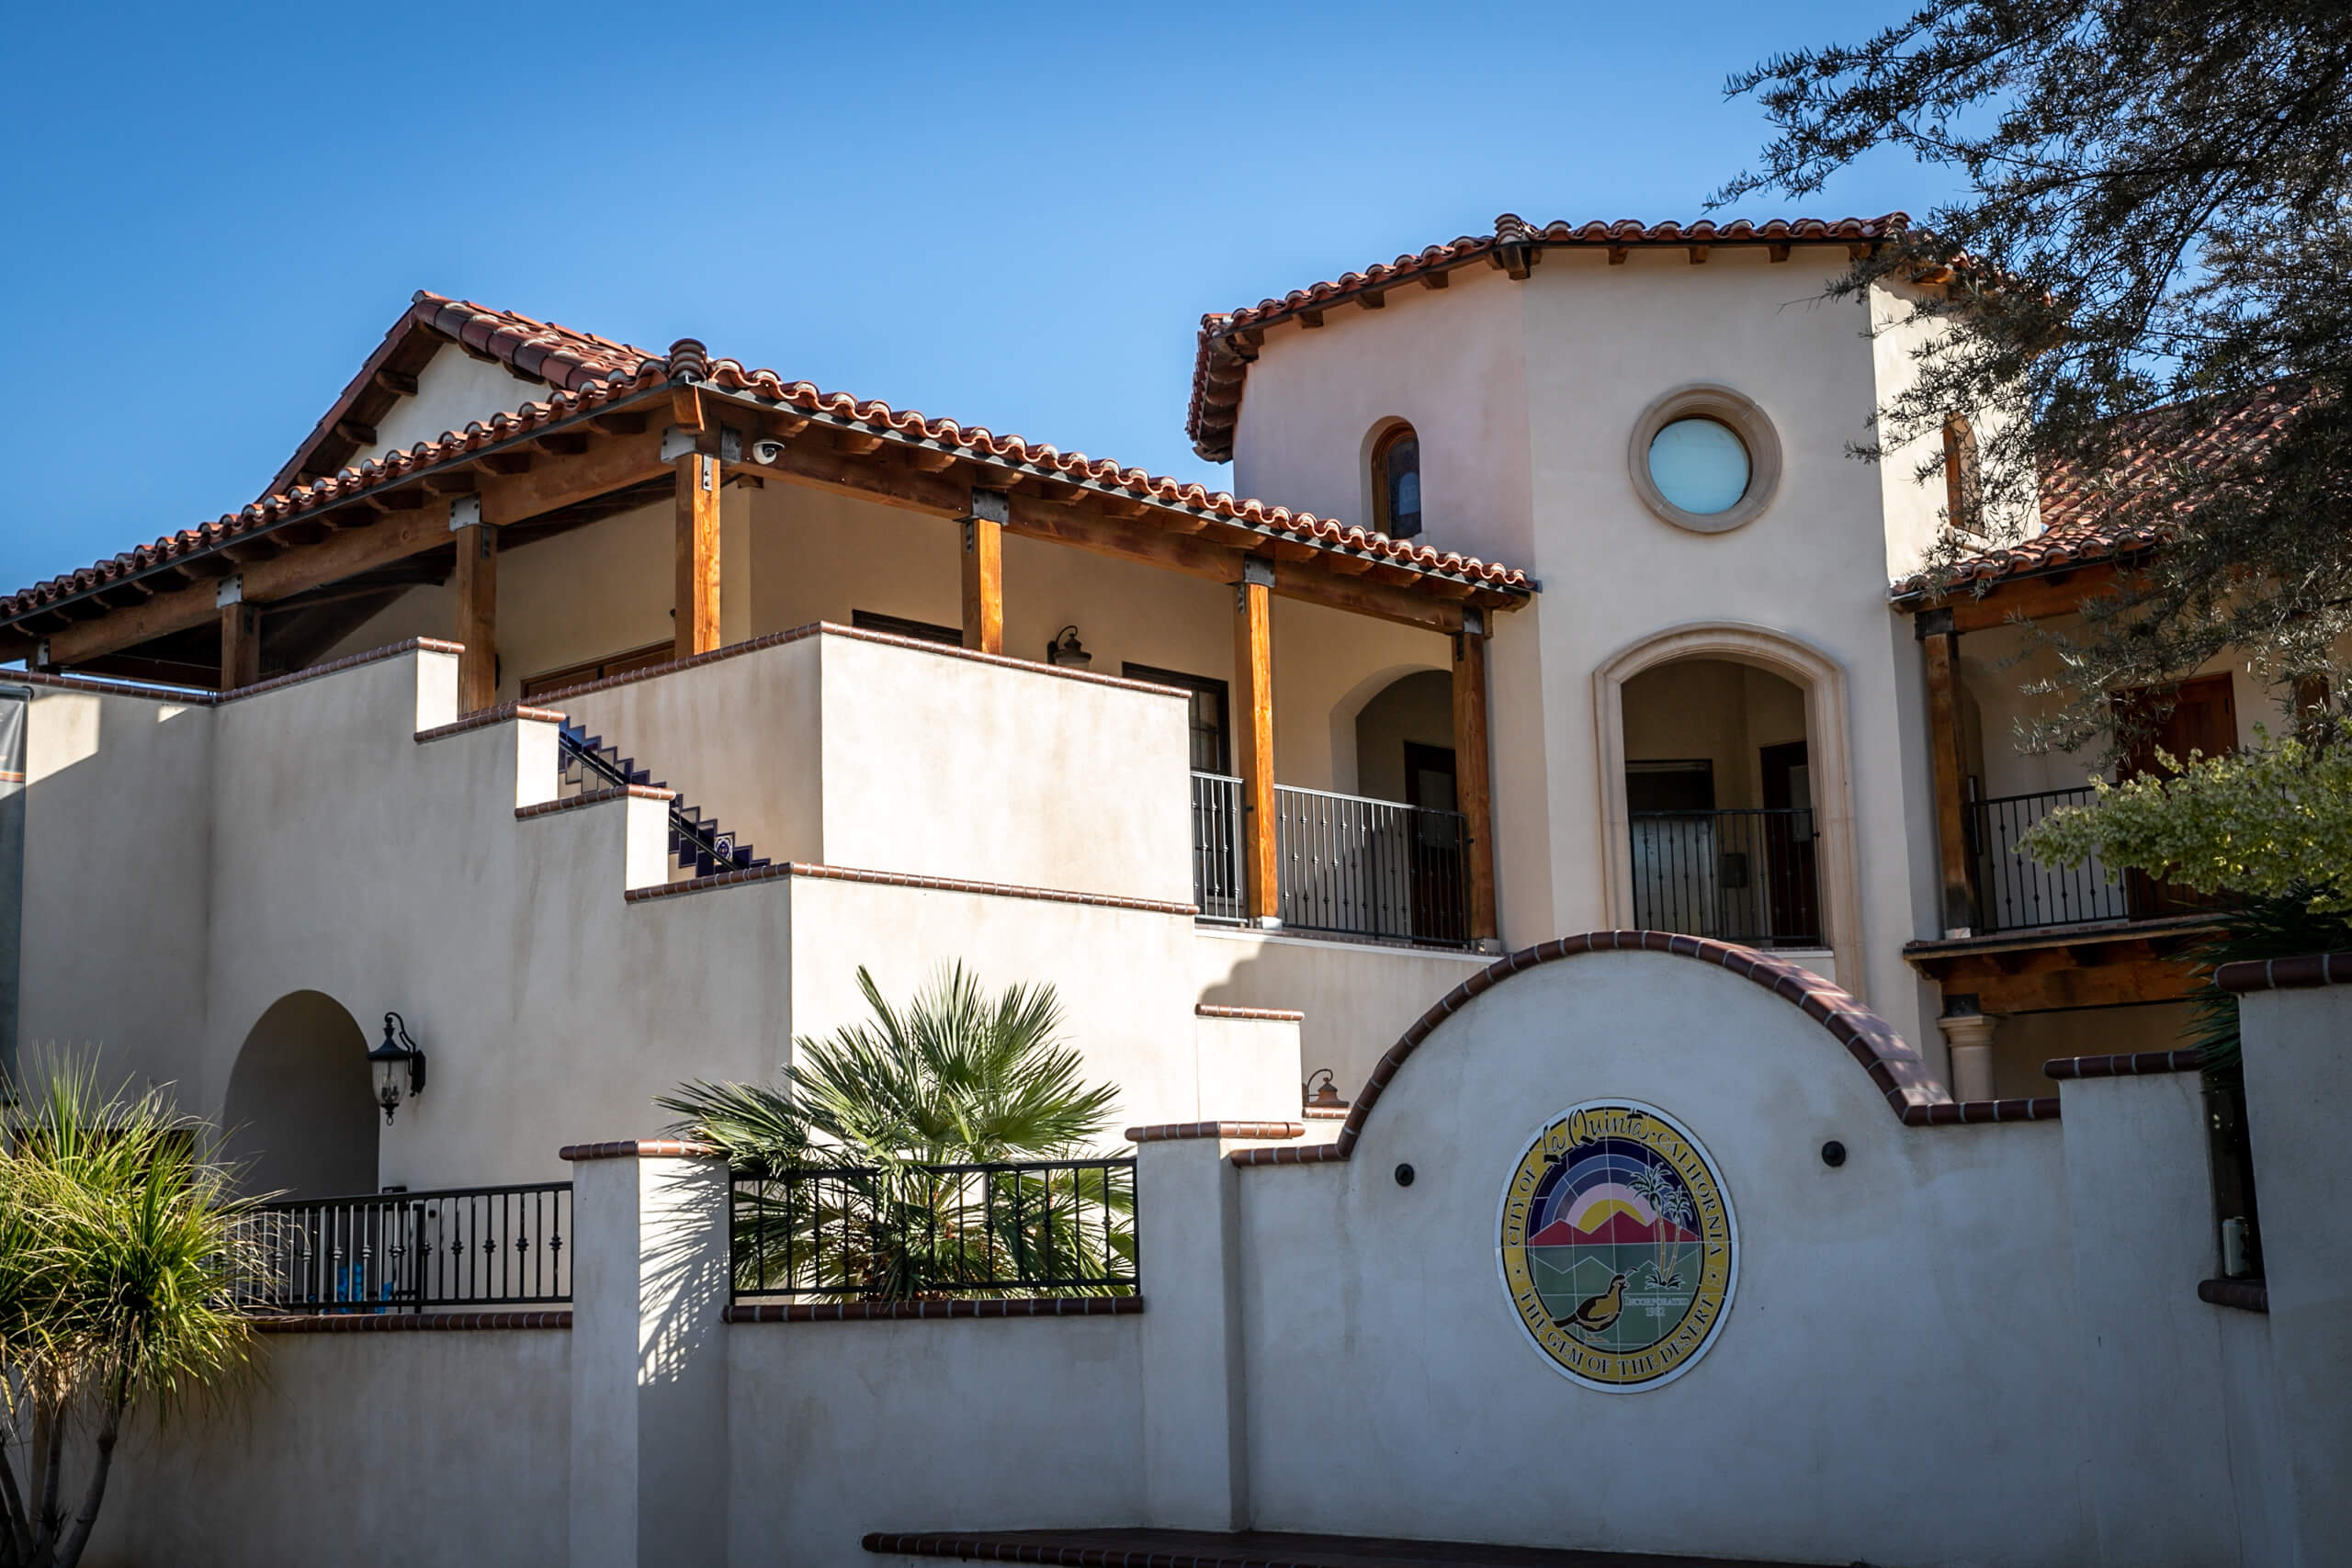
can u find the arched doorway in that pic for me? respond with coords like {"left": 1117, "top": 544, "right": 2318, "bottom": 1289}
{"left": 1593, "top": 624, "right": 1863, "bottom": 996}
{"left": 222, "top": 991, "right": 377, "bottom": 1199}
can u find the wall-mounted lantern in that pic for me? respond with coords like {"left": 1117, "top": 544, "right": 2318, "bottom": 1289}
{"left": 1305, "top": 1068, "right": 1349, "bottom": 1111}
{"left": 368, "top": 1012, "right": 426, "bottom": 1124}
{"left": 1046, "top": 626, "right": 1092, "bottom": 670}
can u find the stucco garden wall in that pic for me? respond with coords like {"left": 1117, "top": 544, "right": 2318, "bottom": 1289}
{"left": 725, "top": 1316, "right": 1147, "bottom": 1567}
{"left": 1235, "top": 946, "right": 2090, "bottom": 1567}
{"left": 89, "top": 1325, "right": 571, "bottom": 1568}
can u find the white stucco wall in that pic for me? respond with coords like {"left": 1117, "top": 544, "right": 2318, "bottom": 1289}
{"left": 726, "top": 1316, "right": 1146, "bottom": 1568}
{"left": 1193, "top": 927, "right": 1490, "bottom": 1096}
{"left": 1234, "top": 947, "right": 2090, "bottom": 1567}
{"left": 1229, "top": 244, "right": 1954, "bottom": 1046}
{"left": 90, "top": 1326, "right": 571, "bottom": 1568}
{"left": 352, "top": 346, "right": 555, "bottom": 464}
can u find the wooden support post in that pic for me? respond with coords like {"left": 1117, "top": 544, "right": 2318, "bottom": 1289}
{"left": 962, "top": 491, "right": 1005, "bottom": 655}
{"left": 1233, "top": 562, "right": 1279, "bottom": 925}
{"left": 1918, "top": 609, "right": 1978, "bottom": 935}
{"left": 1453, "top": 615, "right": 1499, "bottom": 944}
{"left": 674, "top": 451, "right": 722, "bottom": 659}
{"left": 218, "top": 600, "right": 260, "bottom": 692}
{"left": 454, "top": 516, "right": 498, "bottom": 714}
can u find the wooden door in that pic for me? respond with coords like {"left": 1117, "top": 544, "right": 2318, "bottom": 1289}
{"left": 2116, "top": 673, "right": 2237, "bottom": 919}
{"left": 1404, "top": 742, "right": 1465, "bottom": 942}
{"left": 1759, "top": 741, "right": 1823, "bottom": 946}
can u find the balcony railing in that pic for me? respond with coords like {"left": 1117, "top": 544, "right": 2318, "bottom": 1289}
{"left": 729, "top": 1157, "right": 1136, "bottom": 1304}
{"left": 229, "top": 1182, "right": 572, "bottom": 1313}
{"left": 1628, "top": 807, "right": 1822, "bottom": 949}
{"left": 1967, "top": 785, "right": 2230, "bottom": 933}
{"left": 1190, "top": 774, "right": 1473, "bottom": 945}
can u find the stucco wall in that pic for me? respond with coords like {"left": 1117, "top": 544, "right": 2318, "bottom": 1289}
{"left": 17, "top": 684, "right": 214, "bottom": 1093}
{"left": 89, "top": 1326, "right": 571, "bottom": 1568}
{"left": 1193, "top": 927, "right": 1490, "bottom": 1097}
{"left": 726, "top": 1316, "right": 1146, "bottom": 1568}
{"left": 1228, "top": 244, "right": 1956, "bottom": 1046}
{"left": 1234, "top": 947, "right": 2090, "bottom": 1567}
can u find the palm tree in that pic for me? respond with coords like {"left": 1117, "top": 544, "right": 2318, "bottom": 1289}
{"left": 0, "top": 1055, "right": 264, "bottom": 1568}
{"left": 659, "top": 964, "right": 1128, "bottom": 1301}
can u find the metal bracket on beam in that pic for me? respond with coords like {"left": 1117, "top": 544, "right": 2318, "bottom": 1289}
{"left": 214, "top": 574, "right": 244, "bottom": 608}
{"left": 1914, "top": 605, "right": 1956, "bottom": 640}
{"left": 32, "top": 639, "right": 51, "bottom": 671}
{"left": 663, "top": 424, "right": 743, "bottom": 462}
{"left": 1463, "top": 606, "right": 1487, "bottom": 637}
{"left": 448, "top": 496, "right": 484, "bottom": 532}
{"left": 1240, "top": 557, "right": 1276, "bottom": 589}
{"left": 968, "top": 489, "right": 1010, "bottom": 525}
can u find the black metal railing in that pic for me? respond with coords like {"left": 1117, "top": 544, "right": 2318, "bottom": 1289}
{"left": 1187, "top": 774, "right": 1473, "bottom": 946}
{"left": 729, "top": 1156, "right": 1136, "bottom": 1303}
{"left": 556, "top": 722, "right": 751, "bottom": 876}
{"left": 1628, "top": 807, "right": 1822, "bottom": 948}
{"left": 1272, "top": 784, "right": 1470, "bottom": 945}
{"left": 1967, "top": 784, "right": 2231, "bottom": 933}
{"left": 1191, "top": 772, "right": 1246, "bottom": 921}
{"left": 230, "top": 1182, "right": 571, "bottom": 1313}
{"left": 1969, "top": 786, "right": 2130, "bottom": 931}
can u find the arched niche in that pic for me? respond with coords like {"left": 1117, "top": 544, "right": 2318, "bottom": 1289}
{"left": 1592, "top": 624, "right": 1865, "bottom": 998}
{"left": 222, "top": 990, "right": 377, "bottom": 1200}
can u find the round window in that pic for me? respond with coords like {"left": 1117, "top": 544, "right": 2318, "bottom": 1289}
{"left": 1646, "top": 418, "right": 1751, "bottom": 515}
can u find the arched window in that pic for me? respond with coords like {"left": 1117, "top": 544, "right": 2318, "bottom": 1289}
{"left": 1942, "top": 414, "right": 1984, "bottom": 535}
{"left": 1371, "top": 423, "right": 1422, "bottom": 539}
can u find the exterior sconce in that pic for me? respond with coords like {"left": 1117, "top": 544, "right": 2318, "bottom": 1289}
{"left": 368, "top": 1012, "right": 426, "bottom": 1124}
{"left": 1306, "top": 1068, "right": 1349, "bottom": 1111}
{"left": 1046, "top": 626, "right": 1092, "bottom": 670}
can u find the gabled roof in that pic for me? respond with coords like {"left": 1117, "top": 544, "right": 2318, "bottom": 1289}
{"left": 266, "top": 292, "right": 659, "bottom": 498}
{"left": 7, "top": 298, "right": 1533, "bottom": 632}
{"left": 1894, "top": 386, "right": 2303, "bottom": 603}
{"left": 1186, "top": 211, "right": 1911, "bottom": 461}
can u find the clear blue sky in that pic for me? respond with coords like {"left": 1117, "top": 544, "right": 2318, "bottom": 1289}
{"left": 0, "top": 0, "right": 1954, "bottom": 598}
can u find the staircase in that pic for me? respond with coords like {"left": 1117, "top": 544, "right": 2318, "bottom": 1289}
{"left": 555, "top": 721, "right": 771, "bottom": 879}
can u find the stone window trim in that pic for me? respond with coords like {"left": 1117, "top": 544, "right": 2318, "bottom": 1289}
{"left": 1590, "top": 621, "right": 1864, "bottom": 1000}
{"left": 1626, "top": 384, "right": 1783, "bottom": 535}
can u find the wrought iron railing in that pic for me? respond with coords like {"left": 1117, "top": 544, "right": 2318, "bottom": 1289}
{"left": 230, "top": 1182, "right": 571, "bottom": 1313}
{"left": 1187, "top": 774, "right": 1472, "bottom": 945}
{"left": 1272, "top": 784, "right": 1470, "bottom": 945}
{"left": 1191, "top": 772, "right": 1246, "bottom": 921}
{"left": 1967, "top": 786, "right": 2130, "bottom": 931}
{"left": 1627, "top": 807, "right": 1822, "bottom": 949}
{"left": 556, "top": 721, "right": 751, "bottom": 876}
{"left": 728, "top": 1156, "right": 1136, "bottom": 1303}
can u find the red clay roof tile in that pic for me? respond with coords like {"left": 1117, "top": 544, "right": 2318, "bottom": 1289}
{"left": 1186, "top": 212, "right": 1911, "bottom": 460}
{"left": 8, "top": 295, "right": 1532, "bottom": 629}
{"left": 1894, "top": 385, "right": 2302, "bottom": 602}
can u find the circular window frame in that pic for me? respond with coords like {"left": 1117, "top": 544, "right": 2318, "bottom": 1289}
{"left": 1627, "top": 385, "right": 1782, "bottom": 535}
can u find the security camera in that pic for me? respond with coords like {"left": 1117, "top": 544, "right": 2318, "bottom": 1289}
{"left": 751, "top": 437, "right": 788, "bottom": 466}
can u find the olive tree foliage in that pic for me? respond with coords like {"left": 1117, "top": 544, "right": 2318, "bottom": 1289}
{"left": 1720, "top": 0, "right": 2352, "bottom": 759}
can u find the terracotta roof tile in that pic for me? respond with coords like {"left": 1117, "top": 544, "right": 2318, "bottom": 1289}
{"left": 1894, "top": 385, "right": 2302, "bottom": 602}
{"left": 1186, "top": 212, "right": 1911, "bottom": 460}
{"left": 10, "top": 296, "right": 1532, "bottom": 629}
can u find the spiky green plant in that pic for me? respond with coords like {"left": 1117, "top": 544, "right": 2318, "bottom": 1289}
{"left": 659, "top": 965, "right": 1130, "bottom": 1301}
{"left": 0, "top": 1055, "right": 264, "bottom": 1568}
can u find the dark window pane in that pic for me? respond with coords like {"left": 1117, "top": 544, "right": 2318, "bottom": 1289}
{"left": 1385, "top": 434, "right": 1422, "bottom": 537}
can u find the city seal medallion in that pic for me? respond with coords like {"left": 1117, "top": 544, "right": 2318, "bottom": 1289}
{"left": 1497, "top": 1100, "right": 1737, "bottom": 1391}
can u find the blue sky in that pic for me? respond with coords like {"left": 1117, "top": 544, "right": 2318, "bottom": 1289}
{"left": 0, "top": 0, "right": 1958, "bottom": 598}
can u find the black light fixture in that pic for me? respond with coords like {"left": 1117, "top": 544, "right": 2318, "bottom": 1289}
{"left": 1046, "top": 625, "right": 1092, "bottom": 669}
{"left": 1305, "top": 1068, "right": 1349, "bottom": 1111}
{"left": 368, "top": 1012, "right": 426, "bottom": 1124}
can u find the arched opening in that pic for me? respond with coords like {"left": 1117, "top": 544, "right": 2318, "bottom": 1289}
{"left": 222, "top": 991, "right": 377, "bottom": 1199}
{"left": 1594, "top": 625, "right": 1862, "bottom": 995}
{"left": 1368, "top": 422, "right": 1422, "bottom": 539}
{"left": 1337, "top": 668, "right": 1467, "bottom": 942}
{"left": 1619, "top": 659, "right": 1817, "bottom": 948}
{"left": 1942, "top": 414, "right": 1984, "bottom": 535}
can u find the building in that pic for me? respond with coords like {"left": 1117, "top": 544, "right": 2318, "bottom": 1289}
{"left": 7, "top": 214, "right": 2339, "bottom": 1568}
